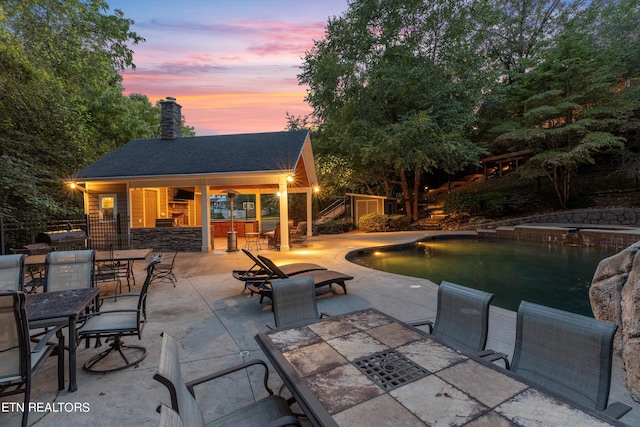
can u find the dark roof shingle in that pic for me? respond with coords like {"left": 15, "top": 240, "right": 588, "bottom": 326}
{"left": 75, "top": 130, "right": 309, "bottom": 179}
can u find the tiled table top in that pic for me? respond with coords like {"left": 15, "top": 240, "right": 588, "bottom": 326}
{"left": 255, "top": 308, "right": 622, "bottom": 427}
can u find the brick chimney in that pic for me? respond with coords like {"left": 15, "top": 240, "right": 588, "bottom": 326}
{"left": 160, "top": 97, "right": 182, "bottom": 140}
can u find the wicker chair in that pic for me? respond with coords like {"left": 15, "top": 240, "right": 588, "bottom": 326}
{"left": 510, "top": 301, "right": 631, "bottom": 419}
{"left": 409, "top": 280, "right": 509, "bottom": 367}
{"left": 154, "top": 332, "right": 301, "bottom": 427}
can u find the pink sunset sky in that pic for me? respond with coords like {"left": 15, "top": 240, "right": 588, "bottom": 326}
{"left": 106, "top": 0, "right": 349, "bottom": 135}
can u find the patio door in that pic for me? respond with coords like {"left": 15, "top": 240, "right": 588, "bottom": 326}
{"left": 144, "top": 190, "right": 158, "bottom": 227}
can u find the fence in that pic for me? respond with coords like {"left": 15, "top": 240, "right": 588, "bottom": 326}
{"left": 0, "top": 214, "right": 131, "bottom": 255}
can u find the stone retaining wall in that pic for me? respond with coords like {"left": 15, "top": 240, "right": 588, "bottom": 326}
{"left": 473, "top": 208, "right": 640, "bottom": 249}
{"left": 477, "top": 225, "right": 640, "bottom": 250}
{"left": 131, "top": 227, "right": 202, "bottom": 251}
{"left": 473, "top": 208, "right": 640, "bottom": 229}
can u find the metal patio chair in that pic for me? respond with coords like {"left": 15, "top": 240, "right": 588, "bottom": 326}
{"left": 0, "top": 291, "right": 62, "bottom": 427}
{"left": 94, "top": 245, "right": 124, "bottom": 295}
{"left": 0, "top": 254, "right": 26, "bottom": 291}
{"left": 154, "top": 332, "right": 301, "bottom": 427}
{"left": 30, "top": 249, "right": 97, "bottom": 336}
{"left": 151, "top": 238, "right": 180, "bottom": 287}
{"left": 510, "top": 301, "right": 631, "bottom": 419}
{"left": 43, "top": 249, "right": 96, "bottom": 292}
{"left": 77, "top": 258, "right": 159, "bottom": 373}
{"left": 267, "top": 275, "right": 332, "bottom": 330}
{"left": 410, "top": 280, "right": 509, "bottom": 367}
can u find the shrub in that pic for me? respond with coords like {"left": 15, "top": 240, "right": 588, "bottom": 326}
{"left": 316, "top": 220, "right": 355, "bottom": 234}
{"left": 358, "top": 213, "right": 410, "bottom": 232}
{"left": 443, "top": 190, "right": 544, "bottom": 218}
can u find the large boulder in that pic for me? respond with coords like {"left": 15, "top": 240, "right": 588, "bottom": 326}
{"left": 590, "top": 241, "right": 640, "bottom": 402}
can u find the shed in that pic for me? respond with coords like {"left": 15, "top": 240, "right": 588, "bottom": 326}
{"left": 347, "top": 193, "right": 398, "bottom": 227}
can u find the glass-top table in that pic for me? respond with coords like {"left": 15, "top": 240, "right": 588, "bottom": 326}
{"left": 255, "top": 308, "right": 624, "bottom": 427}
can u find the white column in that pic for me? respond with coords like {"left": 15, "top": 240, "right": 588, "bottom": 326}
{"left": 255, "top": 190, "right": 262, "bottom": 232}
{"left": 278, "top": 181, "right": 290, "bottom": 251}
{"left": 200, "top": 185, "right": 211, "bottom": 251}
{"left": 306, "top": 189, "right": 313, "bottom": 237}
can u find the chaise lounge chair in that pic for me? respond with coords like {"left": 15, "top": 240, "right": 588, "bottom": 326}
{"left": 249, "top": 254, "right": 353, "bottom": 303}
{"left": 232, "top": 249, "right": 326, "bottom": 291}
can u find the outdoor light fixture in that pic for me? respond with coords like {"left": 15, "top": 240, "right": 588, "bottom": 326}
{"left": 287, "top": 175, "right": 294, "bottom": 183}
{"left": 68, "top": 182, "right": 88, "bottom": 193}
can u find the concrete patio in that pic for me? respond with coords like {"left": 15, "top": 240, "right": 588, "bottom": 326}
{"left": 2, "top": 230, "right": 639, "bottom": 426}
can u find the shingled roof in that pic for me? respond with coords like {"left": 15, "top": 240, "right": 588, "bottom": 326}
{"left": 75, "top": 130, "right": 310, "bottom": 180}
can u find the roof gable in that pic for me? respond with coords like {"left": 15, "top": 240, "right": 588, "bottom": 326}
{"left": 75, "top": 130, "right": 310, "bottom": 180}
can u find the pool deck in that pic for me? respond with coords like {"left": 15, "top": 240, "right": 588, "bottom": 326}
{"left": 2, "top": 230, "right": 639, "bottom": 426}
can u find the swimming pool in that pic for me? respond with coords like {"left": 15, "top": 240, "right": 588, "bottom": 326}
{"left": 346, "top": 237, "right": 618, "bottom": 317}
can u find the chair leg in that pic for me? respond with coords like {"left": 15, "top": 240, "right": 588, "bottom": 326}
{"left": 82, "top": 336, "right": 147, "bottom": 374}
{"left": 22, "top": 384, "right": 30, "bottom": 427}
{"left": 56, "top": 329, "right": 65, "bottom": 390}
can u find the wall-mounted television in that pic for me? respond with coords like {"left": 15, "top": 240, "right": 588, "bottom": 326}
{"left": 174, "top": 188, "right": 195, "bottom": 200}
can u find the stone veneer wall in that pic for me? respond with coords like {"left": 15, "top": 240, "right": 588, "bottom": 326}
{"left": 472, "top": 208, "right": 640, "bottom": 229}
{"left": 131, "top": 227, "right": 202, "bottom": 252}
{"left": 477, "top": 225, "right": 640, "bottom": 249}
{"left": 473, "top": 208, "right": 640, "bottom": 250}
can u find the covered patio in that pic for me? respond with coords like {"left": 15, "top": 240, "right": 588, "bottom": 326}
{"left": 69, "top": 98, "right": 319, "bottom": 252}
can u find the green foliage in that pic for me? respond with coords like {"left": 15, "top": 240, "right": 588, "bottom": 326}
{"left": 300, "top": 0, "right": 489, "bottom": 220}
{"left": 443, "top": 190, "right": 544, "bottom": 218}
{"left": 488, "top": 0, "right": 635, "bottom": 209}
{"left": 316, "top": 220, "right": 355, "bottom": 235}
{"left": 358, "top": 213, "right": 410, "bottom": 232}
{"left": 0, "top": 1, "right": 193, "bottom": 221}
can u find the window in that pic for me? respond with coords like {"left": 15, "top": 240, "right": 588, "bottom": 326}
{"left": 99, "top": 194, "right": 116, "bottom": 219}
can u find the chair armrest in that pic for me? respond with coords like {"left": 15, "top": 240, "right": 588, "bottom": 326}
{"left": 78, "top": 309, "right": 137, "bottom": 321}
{"left": 185, "top": 359, "right": 275, "bottom": 397}
{"left": 408, "top": 319, "right": 434, "bottom": 333}
{"left": 603, "top": 401, "right": 632, "bottom": 419}
{"left": 262, "top": 415, "right": 302, "bottom": 427}
{"left": 32, "top": 325, "right": 62, "bottom": 353}
{"left": 477, "top": 349, "right": 510, "bottom": 369}
{"left": 98, "top": 293, "right": 138, "bottom": 303}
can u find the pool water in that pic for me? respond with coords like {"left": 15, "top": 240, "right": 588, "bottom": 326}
{"left": 347, "top": 238, "right": 618, "bottom": 317}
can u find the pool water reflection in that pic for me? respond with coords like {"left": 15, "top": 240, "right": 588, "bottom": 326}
{"left": 347, "top": 238, "right": 618, "bottom": 317}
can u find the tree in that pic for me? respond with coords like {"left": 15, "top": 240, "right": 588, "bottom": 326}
{"left": 299, "top": 0, "right": 487, "bottom": 221}
{"left": 473, "top": 0, "right": 580, "bottom": 149}
{"left": 0, "top": 1, "right": 191, "bottom": 221}
{"left": 494, "top": 2, "right": 631, "bottom": 209}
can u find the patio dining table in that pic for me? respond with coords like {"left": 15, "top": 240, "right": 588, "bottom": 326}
{"left": 26, "top": 287, "right": 101, "bottom": 392}
{"left": 255, "top": 308, "right": 624, "bottom": 427}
